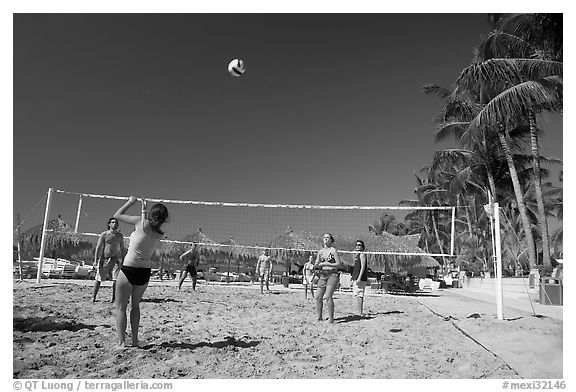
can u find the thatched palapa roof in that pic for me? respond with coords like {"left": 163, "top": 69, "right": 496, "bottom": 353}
{"left": 267, "top": 226, "right": 439, "bottom": 272}
{"left": 17, "top": 215, "right": 94, "bottom": 260}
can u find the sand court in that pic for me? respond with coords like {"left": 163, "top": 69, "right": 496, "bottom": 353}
{"left": 13, "top": 279, "right": 561, "bottom": 379}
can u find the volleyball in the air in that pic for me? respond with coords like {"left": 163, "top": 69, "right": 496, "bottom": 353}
{"left": 228, "top": 58, "right": 246, "bottom": 77}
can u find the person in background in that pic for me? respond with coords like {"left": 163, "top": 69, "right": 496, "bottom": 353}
{"left": 351, "top": 240, "right": 368, "bottom": 317}
{"left": 178, "top": 243, "right": 200, "bottom": 291}
{"left": 92, "top": 217, "right": 126, "bottom": 303}
{"left": 303, "top": 255, "right": 316, "bottom": 300}
{"left": 256, "top": 249, "right": 273, "bottom": 294}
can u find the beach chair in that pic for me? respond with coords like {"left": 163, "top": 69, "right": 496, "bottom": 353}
{"left": 369, "top": 282, "right": 383, "bottom": 295}
{"left": 339, "top": 273, "right": 352, "bottom": 292}
{"left": 35, "top": 257, "right": 57, "bottom": 278}
{"left": 418, "top": 278, "right": 433, "bottom": 292}
{"left": 56, "top": 259, "right": 76, "bottom": 279}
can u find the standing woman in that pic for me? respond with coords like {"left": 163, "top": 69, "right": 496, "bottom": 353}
{"left": 113, "top": 196, "right": 168, "bottom": 348}
{"left": 352, "top": 240, "right": 368, "bottom": 317}
{"left": 303, "top": 255, "right": 316, "bottom": 300}
{"left": 314, "top": 233, "right": 343, "bottom": 323}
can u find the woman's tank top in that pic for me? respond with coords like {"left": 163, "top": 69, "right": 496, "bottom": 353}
{"left": 351, "top": 253, "right": 368, "bottom": 281}
{"left": 318, "top": 248, "right": 338, "bottom": 271}
{"left": 123, "top": 226, "right": 161, "bottom": 268}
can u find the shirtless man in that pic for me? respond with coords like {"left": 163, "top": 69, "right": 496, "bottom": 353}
{"left": 255, "top": 249, "right": 273, "bottom": 294}
{"left": 178, "top": 244, "right": 201, "bottom": 291}
{"left": 92, "top": 217, "right": 126, "bottom": 302}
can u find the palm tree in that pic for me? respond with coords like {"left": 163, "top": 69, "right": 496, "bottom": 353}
{"left": 490, "top": 14, "right": 562, "bottom": 269}
{"left": 369, "top": 213, "right": 408, "bottom": 236}
{"left": 422, "top": 84, "right": 527, "bottom": 271}
{"left": 399, "top": 172, "right": 454, "bottom": 272}
{"left": 455, "top": 13, "right": 562, "bottom": 268}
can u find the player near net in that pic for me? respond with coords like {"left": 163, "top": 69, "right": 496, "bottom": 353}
{"left": 352, "top": 240, "right": 368, "bottom": 317}
{"left": 314, "top": 233, "right": 343, "bottom": 323}
{"left": 255, "top": 249, "right": 273, "bottom": 294}
{"left": 92, "top": 217, "right": 126, "bottom": 303}
{"left": 113, "top": 196, "right": 169, "bottom": 349}
{"left": 178, "top": 243, "right": 200, "bottom": 291}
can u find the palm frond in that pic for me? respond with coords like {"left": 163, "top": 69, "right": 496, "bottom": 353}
{"left": 456, "top": 58, "right": 562, "bottom": 99}
{"left": 456, "top": 58, "right": 524, "bottom": 93}
{"left": 434, "top": 121, "right": 469, "bottom": 141}
{"left": 421, "top": 84, "right": 452, "bottom": 100}
{"left": 471, "top": 80, "right": 561, "bottom": 130}
{"left": 478, "top": 30, "right": 533, "bottom": 59}
{"left": 513, "top": 59, "right": 563, "bottom": 79}
{"left": 498, "top": 13, "right": 563, "bottom": 61}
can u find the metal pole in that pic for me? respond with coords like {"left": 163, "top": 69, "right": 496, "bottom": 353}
{"left": 36, "top": 188, "right": 54, "bottom": 284}
{"left": 450, "top": 206, "right": 456, "bottom": 256}
{"left": 16, "top": 213, "right": 23, "bottom": 280}
{"left": 494, "top": 202, "right": 504, "bottom": 320}
{"left": 74, "top": 194, "right": 83, "bottom": 233}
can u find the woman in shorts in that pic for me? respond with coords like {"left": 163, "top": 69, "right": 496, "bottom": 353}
{"left": 314, "top": 233, "right": 343, "bottom": 323}
{"left": 351, "top": 240, "right": 368, "bottom": 317}
{"left": 113, "top": 196, "right": 168, "bottom": 348}
{"left": 303, "top": 255, "right": 316, "bottom": 300}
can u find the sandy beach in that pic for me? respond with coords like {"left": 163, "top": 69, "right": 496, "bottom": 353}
{"left": 13, "top": 279, "right": 562, "bottom": 379}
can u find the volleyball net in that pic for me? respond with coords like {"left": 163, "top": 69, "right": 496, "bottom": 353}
{"left": 25, "top": 188, "right": 458, "bottom": 262}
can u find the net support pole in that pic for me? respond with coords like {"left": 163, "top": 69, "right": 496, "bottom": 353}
{"left": 16, "top": 213, "right": 23, "bottom": 280}
{"left": 74, "top": 194, "right": 83, "bottom": 233}
{"left": 36, "top": 188, "right": 54, "bottom": 284}
{"left": 450, "top": 207, "right": 456, "bottom": 256}
{"left": 494, "top": 202, "right": 504, "bottom": 320}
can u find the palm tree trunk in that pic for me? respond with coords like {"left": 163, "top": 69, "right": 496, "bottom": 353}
{"left": 464, "top": 196, "right": 473, "bottom": 237}
{"left": 483, "top": 129, "right": 499, "bottom": 200}
{"left": 497, "top": 128, "right": 537, "bottom": 269}
{"left": 529, "top": 110, "right": 552, "bottom": 267}
{"left": 486, "top": 172, "right": 498, "bottom": 204}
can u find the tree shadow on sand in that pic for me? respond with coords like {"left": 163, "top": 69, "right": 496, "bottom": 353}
{"left": 141, "top": 336, "right": 260, "bottom": 351}
{"left": 13, "top": 316, "right": 97, "bottom": 332}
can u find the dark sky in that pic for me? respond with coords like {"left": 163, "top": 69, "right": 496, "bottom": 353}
{"left": 13, "top": 13, "right": 563, "bottom": 231}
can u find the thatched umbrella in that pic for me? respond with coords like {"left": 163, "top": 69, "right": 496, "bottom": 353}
{"left": 219, "top": 237, "right": 239, "bottom": 283}
{"left": 337, "top": 232, "right": 440, "bottom": 274}
{"left": 217, "top": 236, "right": 268, "bottom": 281}
{"left": 267, "top": 227, "right": 439, "bottom": 275}
{"left": 157, "top": 228, "right": 218, "bottom": 271}
{"left": 18, "top": 215, "right": 94, "bottom": 261}
{"left": 268, "top": 226, "right": 322, "bottom": 274}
